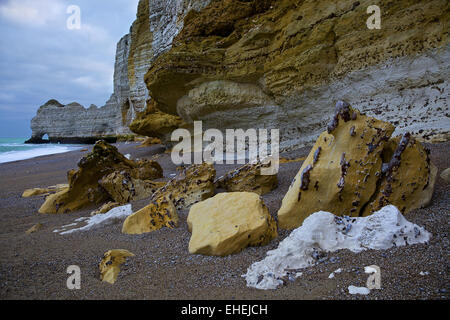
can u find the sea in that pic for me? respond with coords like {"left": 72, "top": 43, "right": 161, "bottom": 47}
{"left": 0, "top": 138, "right": 83, "bottom": 164}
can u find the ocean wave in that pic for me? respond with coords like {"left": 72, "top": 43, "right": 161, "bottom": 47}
{"left": 0, "top": 144, "right": 82, "bottom": 164}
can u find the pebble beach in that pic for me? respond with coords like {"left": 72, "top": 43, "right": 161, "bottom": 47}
{"left": 0, "top": 141, "right": 448, "bottom": 300}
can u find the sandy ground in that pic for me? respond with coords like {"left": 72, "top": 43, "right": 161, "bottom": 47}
{"left": 0, "top": 141, "right": 448, "bottom": 300}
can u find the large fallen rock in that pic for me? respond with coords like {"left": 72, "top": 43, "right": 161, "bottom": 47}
{"left": 38, "top": 140, "right": 163, "bottom": 214}
{"left": 361, "top": 134, "right": 438, "bottom": 215}
{"left": 99, "top": 249, "right": 135, "bottom": 284}
{"left": 245, "top": 205, "right": 431, "bottom": 290}
{"left": 278, "top": 101, "right": 437, "bottom": 229}
{"left": 99, "top": 171, "right": 165, "bottom": 204}
{"left": 121, "top": 163, "right": 216, "bottom": 235}
{"left": 187, "top": 192, "right": 277, "bottom": 256}
{"left": 122, "top": 196, "right": 178, "bottom": 235}
{"left": 215, "top": 162, "right": 278, "bottom": 195}
{"left": 152, "top": 162, "right": 216, "bottom": 211}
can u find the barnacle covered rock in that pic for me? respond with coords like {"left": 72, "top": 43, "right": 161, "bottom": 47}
{"left": 152, "top": 162, "right": 216, "bottom": 211}
{"left": 362, "top": 134, "right": 437, "bottom": 215}
{"left": 38, "top": 140, "right": 162, "bottom": 214}
{"left": 121, "top": 196, "right": 178, "bottom": 235}
{"left": 278, "top": 102, "right": 436, "bottom": 229}
{"left": 99, "top": 171, "right": 165, "bottom": 204}
{"left": 215, "top": 162, "right": 278, "bottom": 195}
{"left": 99, "top": 249, "right": 135, "bottom": 284}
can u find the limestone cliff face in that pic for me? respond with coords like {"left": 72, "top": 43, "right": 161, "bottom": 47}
{"left": 28, "top": 0, "right": 449, "bottom": 146}
{"left": 28, "top": 34, "right": 134, "bottom": 143}
{"left": 28, "top": 0, "right": 211, "bottom": 144}
{"left": 127, "top": 0, "right": 212, "bottom": 113}
{"left": 138, "top": 0, "right": 449, "bottom": 150}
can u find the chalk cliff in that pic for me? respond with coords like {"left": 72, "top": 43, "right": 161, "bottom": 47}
{"left": 28, "top": 0, "right": 449, "bottom": 147}
{"left": 27, "top": 0, "right": 211, "bottom": 144}
{"left": 27, "top": 34, "right": 134, "bottom": 143}
{"left": 134, "top": 0, "right": 449, "bottom": 150}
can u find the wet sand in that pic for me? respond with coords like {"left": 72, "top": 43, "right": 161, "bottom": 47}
{"left": 0, "top": 141, "right": 448, "bottom": 300}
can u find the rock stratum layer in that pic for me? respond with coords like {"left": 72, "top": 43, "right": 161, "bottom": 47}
{"left": 138, "top": 0, "right": 449, "bottom": 150}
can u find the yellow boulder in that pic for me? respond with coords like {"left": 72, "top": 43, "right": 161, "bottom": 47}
{"left": 187, "top": 192, "right": 277, "bottom": 256}
{"left": 362, "top": 134, "right": 437, "bottom": 215}
{"left": 215, "top": 162, "right": 278, "bottom": 195}
{"left": 90, "top": 202, "right": 121, "bottom": 216}
{"left": 99, "top": 171, "right": 165, "bottom": 204}
{"left": 99, "top": 249, "right": 135, "bottom": 284}
{"left": 152, "top": 162, "right": 216, "bottom": 211}
{"left": 278, "top": 102, "right": 394, "bottom": 229}
{"left": 122, "top": 196, "right": 178, "bottom": 235}
{"left": 277, "top": 102, "right": 438, "bottom": 229}
{"left": 38, "top": 140, "right": 163, "bottom": 214}
{"left": 136, "top": 137, "right": 162, "bottom": 148}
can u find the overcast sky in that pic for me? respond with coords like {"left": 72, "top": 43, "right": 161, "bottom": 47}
{"left": 0, "top": 0, "right": 140, "bottom": 138}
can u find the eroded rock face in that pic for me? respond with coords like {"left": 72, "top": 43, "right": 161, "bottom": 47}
{"left": 277, "top": 102, "right": 437, "bottom": 229}
{"left": 127, "top": 0, "right": 212, "bottom": 113}
{"left": 38, "top": 141, "right": 163, "bottom": 214}
{"left": 122, "top": 196, "right": 178, "bottom": 235}
{"left": 129, "top": 100, "right": 185, "bottom": 142}
{"left": 152, "top": 162, "right": 216, "bottom": 211}
{"left": 100, "top": 171, "right": 165, "bottom": 204}
{"left": 141, "top": 0, "right": 449, "bottom": 149}
{"left": 187, "top": 192, "right": 277, "bottom": 256}
{"left": 99, "top": 249, "right": 135, "bottom": 284}
{"left": 215, "top": 162, "right": 278, "bottom": 195}
{"left": 362, "top": 134, "right": 438, "bottom": 215}
{"left": 121, "top": 162, "right": 215, "bottom": 234}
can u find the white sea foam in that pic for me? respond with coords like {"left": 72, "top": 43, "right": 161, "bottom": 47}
{"left": 0, "top": 140, "right": 82, "bottom": 164}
